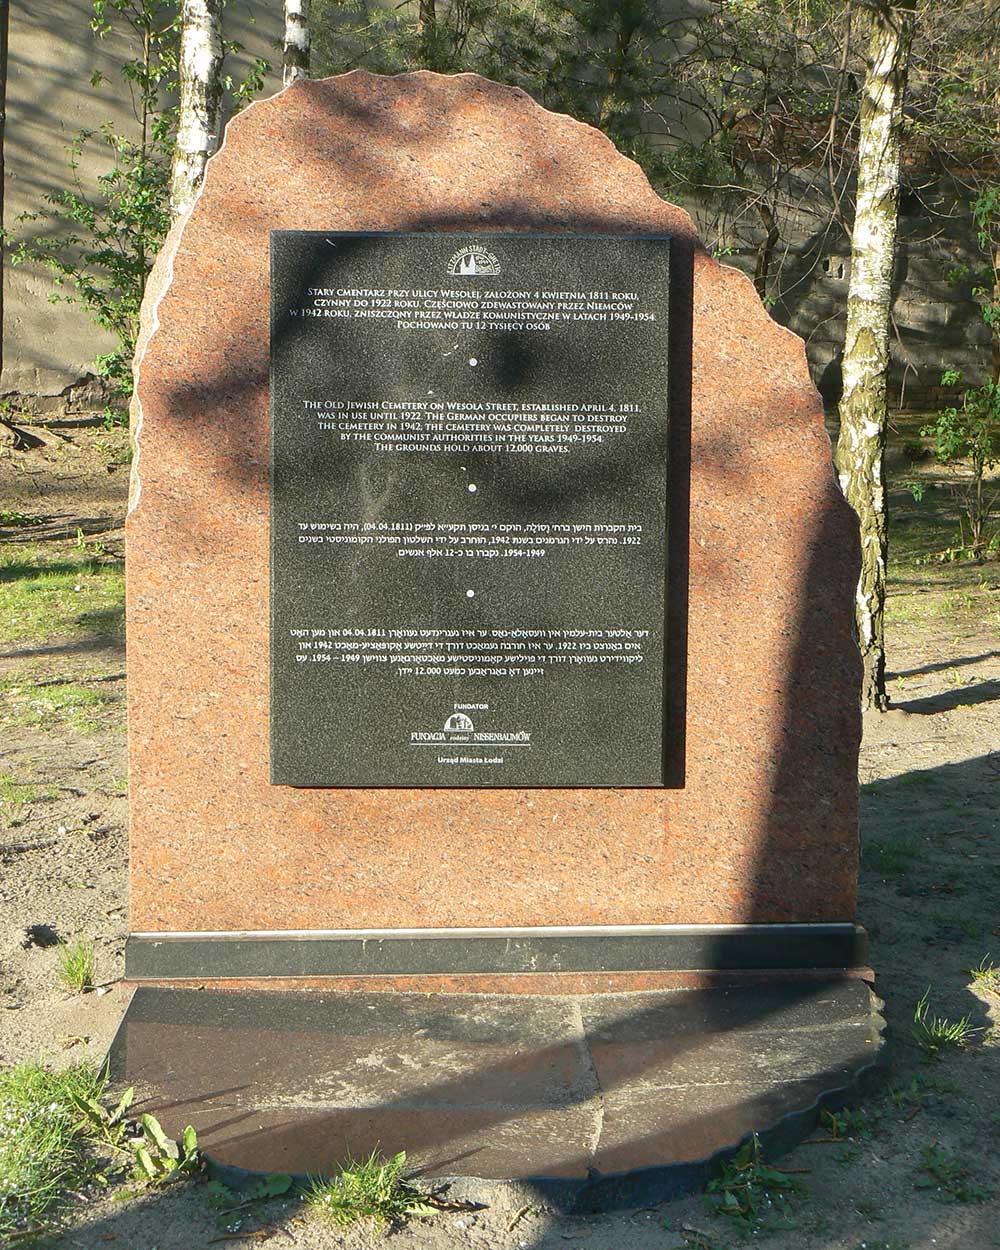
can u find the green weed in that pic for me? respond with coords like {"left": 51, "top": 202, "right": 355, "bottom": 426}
{"left": 0, "top": 510, "right": 42, "bottom": 528}
{"left": 887, "top": 1072, "right": 960, "bottom": 1111}
{"left": 821, "top": 1106, "right": 874, "bottom": 1140}
{"left": 56, "top": 939, "right": 96, "bottom": 994}
{"left": 70, "top": 1083, "right": 135, "bottom": 1152}
{"left": 820, "top": 1107, "right": 871, "bottom": 1165}
{"left": 705, "top": 1134, "right": 805, "bottom": 1232}
{"left": 101, "top": 772, "right": 128, "bottom": 797}
{"left": 912, "top": 989, "right": 979, "bottom": 1058}
{"left": 91, "top": 430, "right": 133, "bottom": 467}
{"left": 304, "top": 1150, "right": 435, "bottom": 1229}
{"left": 915, "top": 1144, "right": 992, "bottom": 1203}
{"left": 71, "top": 1084, "right": 198, "bottom": 1186}
{"left": 0, "top": 775, "right": 39, "bottom": 806}
{"left": 853, "top": 1198, "right": 882, "bottom": 1223}
{"left": 0, "top": 1063, "right": 109, "bottom": 1237}
{"left": 0, "top": 546, "right": 124, "bottom": 644}
{"left": 0, "top": 1062, "right": 198, "bottom": 1236}
{"left": 896, "top": 770, "right": 937, "bottom": 788}
{"left": 968, "top": 955, "right": 1000, "bottom": 995}
{"left": 131, "top": 1115, "right": 199, "bottom": 1184}
{"left": 206, "top": 1172, "right": 294, "bottom": 1232}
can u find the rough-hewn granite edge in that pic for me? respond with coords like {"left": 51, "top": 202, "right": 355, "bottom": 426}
{"left": 126, "top": 71, "right": 862, "bottom": 934}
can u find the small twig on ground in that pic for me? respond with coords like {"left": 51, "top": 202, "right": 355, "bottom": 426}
{"left": 506, "top": 1204, "right": 529, "bottom": 1232}
{"left": 0, "top": 834, "right": 63, "bottom": 855}
{"left": 209, "top": 1229, "right": 292, "bottom": 1245}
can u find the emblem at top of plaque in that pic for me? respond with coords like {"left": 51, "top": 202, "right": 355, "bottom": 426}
{"left": 447, "top": 244, "right": 502, "bottom": 277}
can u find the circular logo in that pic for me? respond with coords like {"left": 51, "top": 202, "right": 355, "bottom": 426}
{"left": 444, "top": 713, "right": 475, "bottom": 733}
{"left": 446, "top": 246, "right": 501, "bottom": 277}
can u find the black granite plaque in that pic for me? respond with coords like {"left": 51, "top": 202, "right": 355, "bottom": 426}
{"left": 270, "top": 232, "right": 669, "bottom": 787}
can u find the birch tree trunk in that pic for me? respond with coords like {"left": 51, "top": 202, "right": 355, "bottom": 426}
{"left": 835, "top": 0, "right": 914, "bottom": 711}
{"left": 283, "top": 0, "right": 310, "bottom": 87}
{"left": 170, "top": 0, "right": 225, "bottom": 220}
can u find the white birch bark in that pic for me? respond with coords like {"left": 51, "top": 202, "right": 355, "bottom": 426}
{"left": 835, "top": 0, "right": 914, "bottom": 711}
{"left": 283, "top": 0, "right": 310, "bottom": 86}
{"left": 170, "top": 0, "right": 225, "bottom": 220}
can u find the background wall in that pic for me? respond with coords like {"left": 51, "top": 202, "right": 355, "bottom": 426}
{"left": 1, "top": 0, "right": 283, "bottom": 411}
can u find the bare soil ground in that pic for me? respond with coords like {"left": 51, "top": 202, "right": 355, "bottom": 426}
{"left": 0, "top": 419, "right": 998, "bottom": 1250}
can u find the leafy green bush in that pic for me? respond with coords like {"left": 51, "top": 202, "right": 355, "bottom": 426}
{"left": 10, "top": 1, "right": 178, "bottom": 412}
{"left": 922, "top": 371, "right": 1000, "bottom": 559}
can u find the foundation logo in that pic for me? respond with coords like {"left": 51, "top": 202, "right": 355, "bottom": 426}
{"left": 409, "top": 704, "right": 531, "bottom": 749}
{"left": 446, "top": 245, "right": 501, "bottom": 277}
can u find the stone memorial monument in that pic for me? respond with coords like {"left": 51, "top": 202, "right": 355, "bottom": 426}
{"left": 112, "top": 71, "right": 883, "bottom": 1208}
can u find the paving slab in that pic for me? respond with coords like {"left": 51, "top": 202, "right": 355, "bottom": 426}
{"left": 109, "top": 979, "right": 884, "bottom": 1211}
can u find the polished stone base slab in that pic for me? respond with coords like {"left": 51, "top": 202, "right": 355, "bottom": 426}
{"left": 125, "top": 923, "right": 869, "bottom": 981}
{"left": 108, "top": 980, "right": 885, "bottom": 1212}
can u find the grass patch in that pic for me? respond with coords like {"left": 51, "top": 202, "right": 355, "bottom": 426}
{"left": 0, "top": 773, "right": 46, "bottom": 828}
{"left": 0, "top": 1063, "right": 109, "bottom": 1237}
{"left": 0, "top": 545, "right": 124, "bottom": 645}
{"left": 896, "top": 770, "right": 937, "bottom": 788}
{"left": 57, "top": 939, "right": 96, "bottom": 994}
{"left": 929, "top": 908, "right": 979, "bottom": 941}
{"left": 304, "top": 1150, "right": 434, "bottom": 1229}
{"left": 0, "top": 1063, "right": 200, "bottom": 1237}
{"left": 89, "top": 429, "right": 132, "bottom": 469}
{"left": 915, "top": 1144, "right": 992, "bottom": 1204}
{"left": 912, "top": 989, "right": 979, "bottom": 1058}
{"left": 861, "top": 833, "right": 919, "bottom": 875}
{"left": 0, "top": 677, "right": 116, "bottom": 735}
{"left": 0, "top": 774, "right": 41, "bottom": 809}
